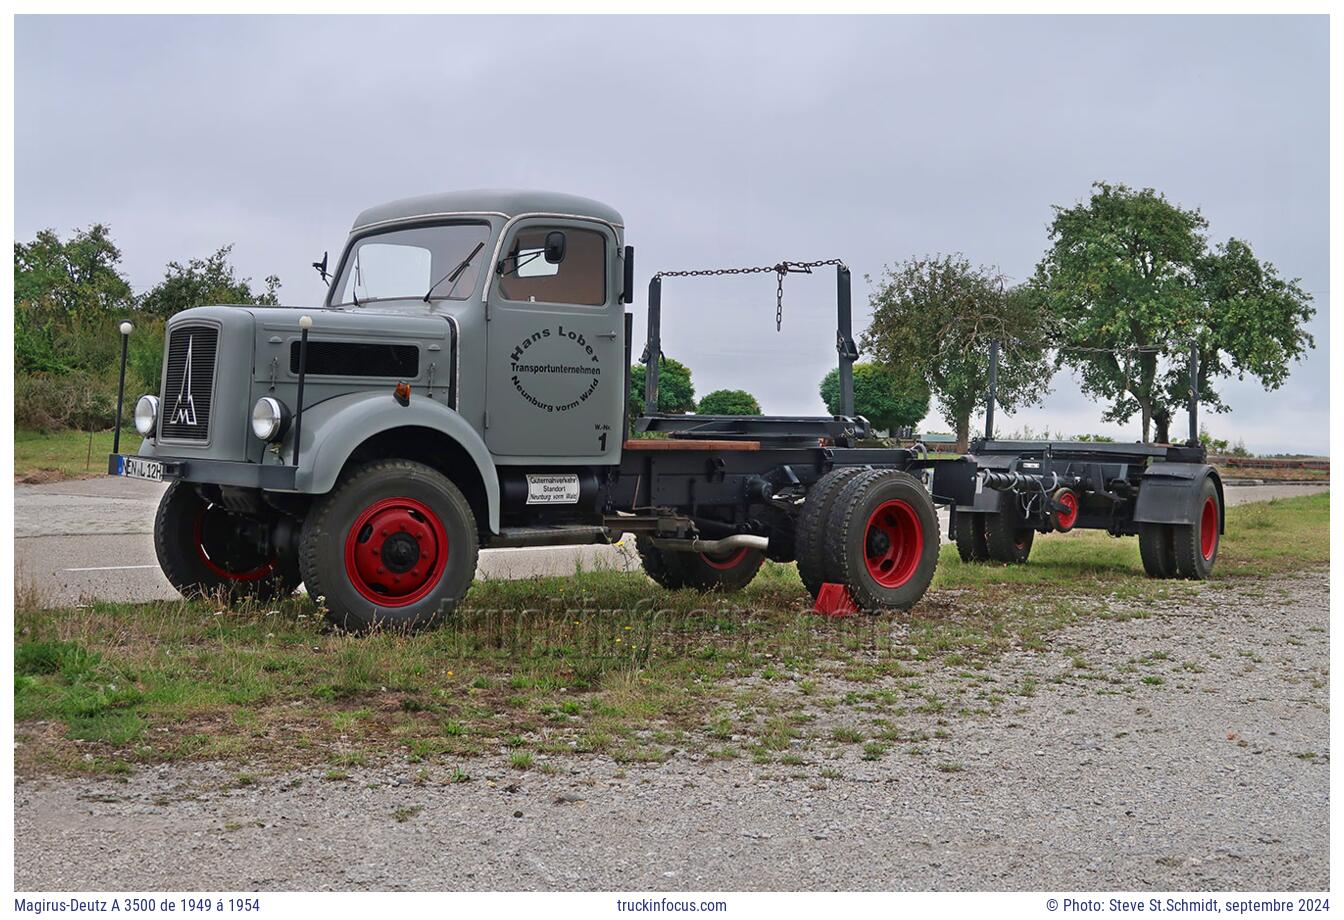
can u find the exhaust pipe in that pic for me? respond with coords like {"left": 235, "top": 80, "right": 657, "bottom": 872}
{"left": 649, "top": 534, "right": 769, "bottom": 554}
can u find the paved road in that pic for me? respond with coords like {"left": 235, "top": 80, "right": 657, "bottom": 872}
{"left": 13, "top": 477, "right": 1329, "bottom": 606}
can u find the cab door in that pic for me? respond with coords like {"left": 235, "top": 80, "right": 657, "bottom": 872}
{"left": 483, "top": 217, "right": 624, "bottom": 460}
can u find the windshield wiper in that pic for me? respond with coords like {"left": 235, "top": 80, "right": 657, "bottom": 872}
{"left": 423, "top": 242, "right": 486, "bottom": 303}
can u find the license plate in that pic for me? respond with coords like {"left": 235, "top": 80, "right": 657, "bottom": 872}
{"left": 120, "top": 456, "right": 165, "bottom": 482}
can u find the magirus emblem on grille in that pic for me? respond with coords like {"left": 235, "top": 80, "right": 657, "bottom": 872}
{"left": 171, "top": 337, "right": 198, "bottom": 426}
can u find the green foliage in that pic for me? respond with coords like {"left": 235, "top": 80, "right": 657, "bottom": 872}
{"left": 629, "top": 356, "right": 697, "bottom": 418}
{"left": 15, "top": 227, "right": 281, "bottom": 432}
{"left": 139, "top": 244, "right": 281, "bottom": 318}
{"left": 1072, "top": 433, "right": 1117, "bottom": 443}
{"left": 15, "top": 225, "right": 134, "bottom": 379}
{"left": 696, "top": 388, "right": 762, "bottom": 416}
{"left": 128, "top": 316, "right": 168, "bottom": 394}
{"left": 862, "top": 255, "right": 1051, "bottom": 450}
{"left": 819, "top": 363, "right": 929, "bottom": 432}
{"left": 15, "top": 371, "right": 120, "bottom": 432}
{"left": 1198, "top": 427, "right": 1230, "bottom": 454}
{"left": 1034, "top": 181, "right": 1315, "bottom": 442}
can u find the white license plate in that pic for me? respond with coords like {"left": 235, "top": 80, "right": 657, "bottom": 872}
{"left": 120, "top": 456, "right": 165, "bottom": 482}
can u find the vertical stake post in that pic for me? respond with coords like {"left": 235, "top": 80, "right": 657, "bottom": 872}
{"left": 293, "top": 316, "right": 312, "bottom": 467}
{"left": 984, "top": 339, "right": 1000, "bottom": 441}
{"left": 1188, "top": 339, "right": 1199, "bottom": 445}
{"left": 645, "top": 276, "right": 661, "bottom": 414}
{"left": 113, "top": 321, "right": 133, "bottom": 454}
{"left": 836, "top": 265, "right": 856, "bottom": 418}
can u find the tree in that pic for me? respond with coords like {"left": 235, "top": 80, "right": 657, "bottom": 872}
{"left": 628, "top": 355, "right": 697, "bottom": 421}
{"left": 15, "top": 225, "right": 135, "bottom": 374}
{"left": 697, "top": 389, "right": 762, "bottom": 416}
{"left": 862, "top": 255, "right": 1051, "bottom": 451}
{"left": 1034, "top": 182, "right": 1314, "bottom": 442}
{"left": 139, "top": 244, "right": 281, "bottom": 318}
{"left": 819, "top": 363, "right": 929, "bottom": 433}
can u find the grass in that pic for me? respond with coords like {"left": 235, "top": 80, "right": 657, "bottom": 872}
{"left": 12, "top": 492, "right": 1327, "bottom": 776}
{"left": 15, "top": 426, "right": 140, "bottom": 481}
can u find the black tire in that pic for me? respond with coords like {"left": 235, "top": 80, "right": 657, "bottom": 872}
{"left": 953, "top": 511, "right": 989, "bottom": 563}
{"left": 154, "top": 481, "right": 300, "bottom": 602}
{"left": 1172, "top": 477, "right": 1221, "bottom": 580}
{"left": 820, "top": 469, "right": 941, "bottom": 612}
{"left": 795, "top": 466, "right": 869, "bottom": 598}
{"left": 299, "top": 460, "right": 479, "bottom": 631}
{"left": 984, "top": 507, "right": 1035, "bottom": 564}
{"left": 635, "top": 537, "right": 764, "bottom": 592}
{"left": 1138, "top": 522, "right": 1177, "bottom": 579}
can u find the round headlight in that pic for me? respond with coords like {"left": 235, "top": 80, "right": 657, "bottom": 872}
{"left": 134, "top": 395, "right": 159, "bottom": 436}
{"left": 251, "top": 397, "right": 290, "bottom": 442}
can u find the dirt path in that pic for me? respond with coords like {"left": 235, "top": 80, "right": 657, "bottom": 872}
{"left": 14, "top": 568, "right": 1328, "bottom": 891}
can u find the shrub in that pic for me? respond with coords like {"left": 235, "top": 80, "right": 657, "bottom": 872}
{"left": 696, "top": 389, "right": 762, "bottom": 416}
{"left": 15, "top": 371, "right": 122, "bottom": 432}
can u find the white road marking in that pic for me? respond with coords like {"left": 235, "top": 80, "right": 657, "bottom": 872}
{"left": 62, "top": 564, "right": 159, "bottom": 572}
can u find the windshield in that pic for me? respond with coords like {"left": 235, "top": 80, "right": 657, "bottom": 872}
{"left": 330, "top": 221, "right": 492, "bottom": 306}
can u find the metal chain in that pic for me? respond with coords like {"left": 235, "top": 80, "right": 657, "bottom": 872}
{"left": 655, "top": 259, "right": 845, "bottom": 331}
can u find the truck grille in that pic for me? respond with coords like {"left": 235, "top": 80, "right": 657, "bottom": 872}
{"left": 159, "top": 324, "right": 218, "bottom": 441}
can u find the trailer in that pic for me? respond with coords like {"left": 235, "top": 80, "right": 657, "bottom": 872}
{"left": 950, "top": 344, "right": 1223, "bottom": 581}
{"left": 104, "top": 190, "right": 1220, "bottom": 631}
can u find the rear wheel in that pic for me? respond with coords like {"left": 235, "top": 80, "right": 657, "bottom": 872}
{"left": 984, "top": 508, "right": 1034, "bottom": 564}
{"left": 635, "top": 537, "right": 764, "bottom": 592}
{"left": 953, "top": 511, "right": 989, "bottom": 563}
{"left": 1172, "top": 478, "right": 1221, "bottom": 580}
{"left": 795, "top": 466, "right": 868, "bottom": 597}
{"left": 299, "top": 460, "right": 478, "bottom": 631}
{"left": 1139, "top": 522, "right": 1178, "bottom": 578}
{"left": 154, "top": 481, "right": 299, "bottom": 602}
{"left": 821, "top": 470, "right": 940, "bottom": 612}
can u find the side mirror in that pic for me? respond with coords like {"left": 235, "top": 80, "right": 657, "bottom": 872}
{"left": 312, "top": 251, "right": 329, "bottom": 282}
{"left": 543, "top": 231, "right": 567, "bottom": 264}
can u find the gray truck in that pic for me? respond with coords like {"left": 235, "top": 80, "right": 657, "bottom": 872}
{"left": 109, "top": 188, "right": 1222, "bottom": 630}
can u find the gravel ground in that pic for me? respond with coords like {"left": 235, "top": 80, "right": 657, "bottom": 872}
{"left": 14, "top": 567, "right": 1328, "bottom": 891}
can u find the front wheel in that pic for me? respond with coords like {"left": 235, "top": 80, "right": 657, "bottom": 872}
{"left": 299, "top": 460, "right": 479, "bottom": 631}
{"left": 154, "top": 481, "right": 300, "bottom": 602}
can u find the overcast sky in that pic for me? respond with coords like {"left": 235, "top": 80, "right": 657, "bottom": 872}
{"left": 15, "top": 14, "right": 1330, "bottom": 454}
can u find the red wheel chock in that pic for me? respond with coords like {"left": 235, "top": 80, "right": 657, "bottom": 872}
{"left": 813, "top": 582, "right": 859, "bottom": 617}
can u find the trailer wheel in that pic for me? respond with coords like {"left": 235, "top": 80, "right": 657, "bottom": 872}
{"left": 983, "top": 510, "right": 1034, "bottom": 564}
{"left": 953, "top": 511, "right": 989, "bottom": 563}
{"left": 154, "top": 481, "right": 300, "bottom": 602}
{"left": 634, "top": 537, "right": 764, "bottom": 592}
{"left": 1138, "top": 523, "right": 1178, "bottom": 578}
{"left": 821, "top": 470, "right": 940, "bottom": 612}
{"left": 795, "top": 466, "right": 869, "bottom": 597}
{"left": 299, "top": 460, "right": 478, "bottom": 632}
{"left": 1172, "top": 478, "right": 1221, "bottom": 580}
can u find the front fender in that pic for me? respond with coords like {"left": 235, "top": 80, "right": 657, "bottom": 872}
{"left": 293, "top": 392, "right": 500, "bottom": 532}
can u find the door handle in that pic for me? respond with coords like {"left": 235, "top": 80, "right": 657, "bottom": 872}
{"left": 597, "top": 332, "right": 618, "bottom": 339}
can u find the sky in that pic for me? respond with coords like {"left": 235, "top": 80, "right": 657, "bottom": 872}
{"left": 14, "top": 14, "right": 1331, "bottom": 454}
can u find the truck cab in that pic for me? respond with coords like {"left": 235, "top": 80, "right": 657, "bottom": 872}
{"left": 114, "top": 190, "right": 639, "bottom": 629}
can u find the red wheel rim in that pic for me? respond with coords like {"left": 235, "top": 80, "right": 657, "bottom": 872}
{"left": 1199, "top": 496, "right": 1218, "bottom": 561}
{"left": 343, "top": 497, "right": 449, "bottom": 607}
{"left": 193, "top": 508, "right": 276, "bottom": 582}
{"left": 701, "top": 546, "right": 749, "bottom": 570}
{"left": 1056, "top": 491, "right": 1079, "bottom": 530}
{"left": 863, "top": 499, "right": 924, "bottom": 588}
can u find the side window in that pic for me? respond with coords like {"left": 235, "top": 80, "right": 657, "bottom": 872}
{"left": 499, "top": 226, "right": 607, "bottom": 306}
